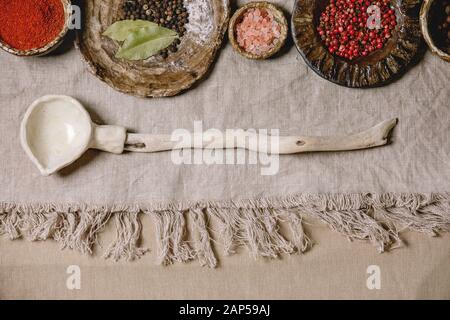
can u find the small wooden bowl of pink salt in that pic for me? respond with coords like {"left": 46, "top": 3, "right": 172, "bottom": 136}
{"left": 229, "top": 2, "right": 288, "bottom": 60}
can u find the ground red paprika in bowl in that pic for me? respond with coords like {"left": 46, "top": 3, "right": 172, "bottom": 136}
{"left": 0, "top": 0, "right": 72, "bottom": 56}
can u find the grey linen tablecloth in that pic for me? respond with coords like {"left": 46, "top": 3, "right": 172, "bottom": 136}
{"left": 0, "top": 0, "right": 449, "bottom": 299}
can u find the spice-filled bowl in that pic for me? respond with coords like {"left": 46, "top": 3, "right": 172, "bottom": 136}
{"left": 292, "top": 0, "right": 425, "bottom": 88}
{"left": 420, "top": 0, "right": 450, "bottom": 62}
{"left": 229, "top": 1, "right": 288, "bottom": 59}
{"left": 0, "top": 0, "right": 72, "bottom": 57}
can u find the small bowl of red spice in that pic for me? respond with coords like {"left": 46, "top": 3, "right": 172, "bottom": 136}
{"left": 0, "top": 0, "right": 72, "bottom": 56}
{"left": 229, "top": 2, "right": 288, "bottom": 60}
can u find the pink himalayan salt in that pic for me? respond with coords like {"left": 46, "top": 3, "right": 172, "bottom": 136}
{"left": 235, "top": 8, "right": 281, "bottom": 56}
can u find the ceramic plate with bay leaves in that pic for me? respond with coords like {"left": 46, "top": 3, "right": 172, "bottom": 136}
{"left": 76, "top": 0, "right": 230, "bottom": 97}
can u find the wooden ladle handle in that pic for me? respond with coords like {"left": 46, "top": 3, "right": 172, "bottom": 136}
{"left": 124, "top": 119, "right": 398, "bottom": 154}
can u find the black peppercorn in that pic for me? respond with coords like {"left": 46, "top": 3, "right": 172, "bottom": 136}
{"left": 121, "top": 0, "right": 189, "bottom": 59}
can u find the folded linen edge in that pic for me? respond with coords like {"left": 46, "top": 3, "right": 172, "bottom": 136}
{"left": 0, "top": 193, "right": 449, "bottom": 268}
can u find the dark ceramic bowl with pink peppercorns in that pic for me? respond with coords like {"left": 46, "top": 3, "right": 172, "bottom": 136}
{"left": 0, "top": 0, "right": 72, "bottom": 57}
{"left": 291, "top": 0, "right": 426, "bottom": 88}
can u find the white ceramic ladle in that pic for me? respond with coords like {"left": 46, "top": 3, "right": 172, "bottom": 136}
{"left": 20, "top": 95, "right": 398, "bottom": 176}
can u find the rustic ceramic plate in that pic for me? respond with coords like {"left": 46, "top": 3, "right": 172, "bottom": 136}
{"left": 292, "top": 0, "right": 426, "bottom": 88}
{"left": 76, "top": 0, "right": 230, "bottom": 97}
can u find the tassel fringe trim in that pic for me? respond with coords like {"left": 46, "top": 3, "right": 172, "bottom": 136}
{"left": 0, "top": 193, "right": 448, "bottom": 268}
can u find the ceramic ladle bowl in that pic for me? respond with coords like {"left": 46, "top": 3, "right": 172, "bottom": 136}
{"left": 21, "top": 95, "right": 398, "bottom": 176}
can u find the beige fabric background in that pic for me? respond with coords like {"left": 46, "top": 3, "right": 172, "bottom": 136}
{"left": 1, "top": 223, "right": 449, "bottom": 299}
{"left": 0, "top": 0, "right": 449, "bottom": 299}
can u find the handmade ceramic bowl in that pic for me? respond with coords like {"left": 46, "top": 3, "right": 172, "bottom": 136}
{"left": 292, "top": 0, "right": 425, "bottom": 88}
{"left": 420, "top": 0, "right": 450, "bottom": 62}
{"left": 228, "top": 1, "right": 288, "bottom": 60}
{"left": 77, "top": 0, "right": 230, "bottom": 98}
{"left": 0, "top": 0, "right": 72, "bottom": 57}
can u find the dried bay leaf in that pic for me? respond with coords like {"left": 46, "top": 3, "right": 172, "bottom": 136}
{"left": 103, "top": 20, "right": 158, "bottom": 42}
{"left": 116, "top": 26, "right": 178, "bottom": 60}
